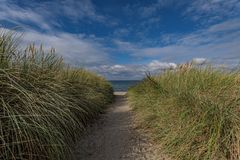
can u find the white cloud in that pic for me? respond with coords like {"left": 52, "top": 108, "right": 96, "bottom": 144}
{"left": 114, "top": 40, "right": 138, "bottom": 53}
{"left": 90, "top": 60, "right": 177, "bottom": 80}
{"left": 60, "top": 0, "right": 106, "bottom": 22}
{"left": 185, "top": 0, "right": 240, "bottom": 23}
{"left": 114, "top": 19, "right": 240, "bottom": 65}
{"left": 0, "top": 0, "right": 108, "bottom": 31}
{"left": 0, "top": 1, "right": 52, "bottom": 30}
{"left": 192, "top": 58, "right": 207, "bottom": 65}
{"left": 1, "top": 0, "right": 239, "bottom": 80}
{"left": 139, "top": 0, "right": 179, "bottom": 18}
{"left": 0, "top": 27, "right": 110, "bottom": 66}
{"left": 207, "top": 19, "right": 240, "bottom": 33}
{"left": 113, "top": 28, "right": 130, "bottom": 37}
{"left": 0, "top": 0, "right": 113, "bottom": 74}
{"left": 24, "top": 31, "right": 109, "bottom": 66}
{"left": 148, "top": 60, "right": 177, "bottom": 70}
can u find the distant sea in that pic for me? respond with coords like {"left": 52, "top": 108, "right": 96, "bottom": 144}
{"left": 109, "top": 80, "right": 141, "bottom": 92}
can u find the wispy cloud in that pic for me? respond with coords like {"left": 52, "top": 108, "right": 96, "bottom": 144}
{"left": 0, "top": 0, "right": 109, "bottom": 31}
{"left": 139, "top": 0, "right": 181, "bottom": 18}
{"left": 61, "top": 0, "right": 106, "bottom": 23}
{"left": 22, "top": 30, "right": 110, "bottom": 66}
{"left": 0, "top": 27, "right": 110, "bottom": 67}
{"left": 0, "top": 0, "right": 113, "bottom": 66}
{"left": 1, "top": 0, "right": 239, "bottom": 79}
{"left": 0, "top": 0, "right": 52, "bottom": 30}
{"left": 114, "top": 19, "right": 240, "bottom": 65}
{"left": 184, "top": 0, "right": 240, "bottom": 23}
{"left": 123, "top": 0, "right": 187, "bottom": 19}
{"left": 113, "top": 28, "right": 130, "bottom": 38}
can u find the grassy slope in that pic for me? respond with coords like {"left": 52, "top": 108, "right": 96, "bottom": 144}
{"left": 128, "top": 67, "right": 240, "bottom": 160}
{"left": 0, "top": 31, "right": 113, "bottom": 159}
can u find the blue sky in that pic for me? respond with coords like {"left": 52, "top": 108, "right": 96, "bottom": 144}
{"left": 0, "top": 0, "right": 240, "bottom": 80}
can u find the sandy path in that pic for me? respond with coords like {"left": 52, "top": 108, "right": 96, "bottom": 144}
{"left": 72, "top": 92, "right": 168, "bottom": 160}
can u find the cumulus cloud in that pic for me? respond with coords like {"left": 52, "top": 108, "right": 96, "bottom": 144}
{"left": 1, "top": 0, "right": 239, "bottom": 80}
{"left": 192, "top": 58, "right": 207, "bottom": 65}
{"left": 103, "top": 65, "right": 130, "bottom": 75}
{"left": 91, "top": 58, "right": 211, "bottom": 80}
{"left": 148, "top": 60, "right": 177, "bottom": 70}
{"left": 90, "top": 60, "right": 177, "bottom": 80}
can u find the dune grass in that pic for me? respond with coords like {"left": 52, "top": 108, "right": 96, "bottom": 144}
{"left": 0, "top": 30, "right": 113, "bottom": 159}
{"left": 128, "top": 67, "right": 240, "bottom": 159}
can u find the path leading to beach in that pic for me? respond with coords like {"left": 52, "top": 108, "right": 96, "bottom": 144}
{"left": 73, "top": 92, "right": 168, "bottom": 160}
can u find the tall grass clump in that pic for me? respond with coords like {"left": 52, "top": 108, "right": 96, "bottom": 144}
{"left": 128, "top": 66, "right": 240, "bottom": 159}
{"left": 0, "top": 30, "right": 113, "bottom": 160}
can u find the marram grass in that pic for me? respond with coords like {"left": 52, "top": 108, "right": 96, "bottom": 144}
{"left": 0, "top": 30, "right": 113, "bottom": 159}
{"left": 128, "top": 67, "right": 240, "bottom": 160}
